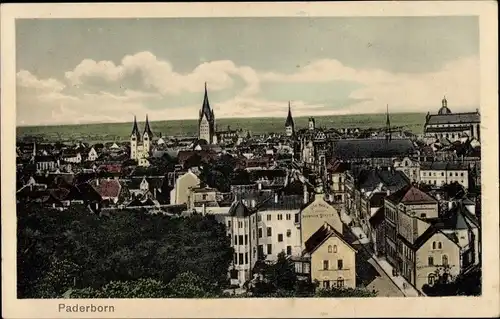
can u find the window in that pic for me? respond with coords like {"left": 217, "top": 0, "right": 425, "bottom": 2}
{"left": 286, "top": 246, "right": 292, "bottom": 255}
{"left": 258, "top": 228, "right": 263, "bottom": 238}
{"left": 423, "top": 172, "right": 426, "bottom": 177}
{"left": 278, "top": 234, "right": 283, "bottom": 242}
{"left": 328, "top": 245, "right": 333, "bottom": 253}
{"left": 277, "top": 214, "right": 283, "bottom": 220}
{"left": 461, "top": 172, "right": 464, "bottom": 176}
{"left": 336, "top": 278, "right": 344, "bottom": 288}
{"left": 245, "top": 235, "right": 248, "bottom": 245}
{"left": 228, "top": 220, "right": 232, "bottom": 228}
{"left": 238, "top": 221, "right": 242, "bottom": 229}
{"left": 441, "top": 172, "right": 444, "bottom": 176}
{"left": 267, "top": 227, "right": 272, "bottom": 237}
{"left": 428, "top": 256, "right": 434, "bottom": 266}
{"left": 258, "top": 245, "right": 264, "bottom": 258}
{"left": 455, "top": 172, "right": 458, "bottom": 177}
{"left": 450, "top": 172, "right": 453, "bottom": 176}
{"left": 230, "top": 269, "right": 238, "bottom": 279}
{"left": 421, "top": 213, "right": 427, "bottom": 218}
{"left": 267, "top": 215, "right": 271, "bottom": 221}
{"left": 239, "top": 253, "right": 244, "bottom": 265}
{"left": 442, "top": 255, "right": 448, "bottom": 266}
{"left": 428, "top": 273, "right": 436, "bottom": 285}
{"left": 323, "top": 281, "right": 330, "bottom": 289}
{"left": 245, "top": 253, "right": 248, "bottom": 264}
{"left": 234, "top": 235, "right": 238, "bottom": 245}
{"left": 257, "top": 215, "right": 262, "bottom": 222}
{"left": 286, "top": 213, "right": 291, "bottom": 220}
{"left": 267, "top": 244, "right": 272, "bottom": 255}
{"left": 323, "top": 260, "right": 329, "bottom": 270}
{"left": 239, "top": 235, "right": 244, "bottom": 245}
{"left": 438, "top": 242, "right": 442, "bottom": 249}
{"left": 337, "top": 259, "right": 343, "bottom": 270}
{"left": 333, "top": 245, "right": 337, "bottom": 253}
{"left": 295, "top": 214, "right": 299, "bottom": 223}
{"left": 286, "top": 229, "right": 292, "bottom": 237}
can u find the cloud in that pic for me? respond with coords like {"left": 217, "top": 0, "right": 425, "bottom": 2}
{"left": 260, "top": 56, "right": 479, "bottom": 113}
{"left": 16, "top": 52, "right": 479, "bottom": 126}
{"left": 64, "top": 51, "right": 260, "bottom": 97}
{"left": 17, "top": 70, "right": 66, "bottom": 92}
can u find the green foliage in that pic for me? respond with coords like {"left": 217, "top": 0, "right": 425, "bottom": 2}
{"left": 70, "top": 278, "right": 169, "bottom": 298}
{"left": 17, "top": 203, "right": 233, "bottom": 298}
{"left": 166, "top": 272, "right": 214, "bottom": 298}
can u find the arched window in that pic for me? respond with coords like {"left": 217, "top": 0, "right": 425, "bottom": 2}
{"left": 333, "top": 245, "right": 337, "bottom": 253}
{"left": 432, "top": 242, "right": 436, "bottom": 249}
{"left": 328, "top": 245, "right": 333, "bottom": 253}
{"left": 442, "top": 255, "right": 448, "bottom": 266}
{"left": 438, "top": 242, "right": 442, "bottom": 249}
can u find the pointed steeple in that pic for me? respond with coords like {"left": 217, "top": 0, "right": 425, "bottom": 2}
{"left": 131, "top": 115, "right": 140, "bottom": 138}
{"left": 386, "top": 104, "right": 392, "bottom": 142}
{"left": 200, "top": 82, "right": 213, "bottom": 122}
{"left": 285, "top": 101, "right": 294, "bottom": 127}
{"left": 143, "top": 114, "right": 153, "bottom": 137}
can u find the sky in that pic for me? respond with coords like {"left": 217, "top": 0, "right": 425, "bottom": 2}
{"left": 16, "top": 16, "right": 479, "bottom": 126}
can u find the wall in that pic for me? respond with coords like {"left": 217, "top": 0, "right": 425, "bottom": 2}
{"left": 415, "top": 232, "right": 461, "bottom": 291}
{"left": 300, "top": 195, "right": 343, "bottom": 246}
{"left": 311, "top": 236, "right": 356, "bottom": 289}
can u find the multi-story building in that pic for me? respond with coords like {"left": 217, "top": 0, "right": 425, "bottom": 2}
{"left": 420, "top": 162, "right": 469, "bottom": 189}
{"left": 130, "top": 115, "right": 154, "bottom": 166}
{"left": 424, "top": 97, "right": 481, "bottom": 142}
{"left": 393, "top": 156, "right": 420, "bottom": 183}
{"left": 170, "top": 170, "right": 201, "bottom": 205}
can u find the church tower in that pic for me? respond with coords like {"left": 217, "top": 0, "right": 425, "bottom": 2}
{"left": 438, "top": 96, "right": 452, "bottom": 115}
{"left": 143, "top": 114, "right": 153, "bottom": 154}
{"left": 308, "top": 117, "right": 316, "bottom": 131}
{"left": 130, "top": 115, "right": 140, "bottom": 160}
{"left": 198, "top": 82, "right": 216, "bottom": 144}
{"left": 285, "top": 101, "right": 295, "bottom": 137}
{"left": 385, "top": 104, "right": 392, "bottom": 142}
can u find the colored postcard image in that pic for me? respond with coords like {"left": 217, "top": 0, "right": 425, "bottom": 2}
{"left": 16, "top": 16, "right": 482, "bottom": 299}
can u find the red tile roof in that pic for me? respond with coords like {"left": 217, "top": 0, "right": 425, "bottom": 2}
{"left": 91, "top": 179, "right": 122, "bottom": 199}
{"left": 387, "top": 185, "right": 437, "bottom": 204}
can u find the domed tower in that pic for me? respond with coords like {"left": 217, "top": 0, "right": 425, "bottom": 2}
{"left": 438, "top": 96, "right": 452, "bottom": 115}
{"left": 130, "top": 115, "right": 140, "bottom": 160}
{"left": 143, "top": 114, "right": 153, "bottom": 154}
{"left": 285, "top": 101, "right": 295, "bottom": 137}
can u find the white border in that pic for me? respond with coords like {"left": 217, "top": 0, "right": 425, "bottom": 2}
{"left": 2, "top": 2, "right": 499, "bottom": 318}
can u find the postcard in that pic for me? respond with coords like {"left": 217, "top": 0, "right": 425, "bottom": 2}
{"left": 1, "top": 2, "right": 499, "bottom": 318}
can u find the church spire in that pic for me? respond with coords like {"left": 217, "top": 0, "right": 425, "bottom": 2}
{"left": 285, "top": 101, "right": 294, "bottom": 127}
{"left": 144, "top": 114, "right": 153, "bottom": 137}
{"left": 385, "top": 104, "right": 392, "bottom": 142}
{"left": 200, "top": 82, "right": 213, "bottom": 122}
{"left": 131, "top": 115, "right": 140, "bottom": 138}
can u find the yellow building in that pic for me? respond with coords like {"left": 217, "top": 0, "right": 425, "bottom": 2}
{"left": 170, "top": 170, "right": 200, "bottom": 205}
{"left": 296, "top": 222, "right": 357, "bottom": 289}
{"left": 300, "top": 193, "right": 343, "bottom": 246}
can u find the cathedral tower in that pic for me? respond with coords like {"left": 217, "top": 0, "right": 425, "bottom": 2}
{"left": 285, "top": 101, "right": 295, "bottom": 137}
{"left": 130, "top": 115, "right": 140, "bottom": 160}
{"left": 198, "top": 82, "right": 216, "bottom": 144}
{"left": 143, "top": 114, "right": 153, "bottom": 153}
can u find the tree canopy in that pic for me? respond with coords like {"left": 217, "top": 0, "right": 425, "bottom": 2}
{"left": 18, "top": 203, "right": 233, "bottom": 298}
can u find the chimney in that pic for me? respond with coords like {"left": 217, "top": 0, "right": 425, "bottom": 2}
{"left": 274, "top": 193, "right": 279, "bottom": 204}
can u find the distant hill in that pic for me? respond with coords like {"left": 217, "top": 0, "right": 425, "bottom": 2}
{"left": 16, "top": 113, "right": 426, "bottom": 143}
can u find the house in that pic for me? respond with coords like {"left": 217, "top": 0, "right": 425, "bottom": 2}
{"left": 393, "top": 156, "right": 420, "bottom": 183}
{"left": 187, "top": 186, "right": 219, "bottom": 211}
{"left": 382, "top": 185, "right": 448, "bottom": 291}
{"left": 87, "top": 147, "right": 99, "bottom": 161}
{"left": 326, "top": 160, "right": 350, "bottom": 203}
{"left": 420, "top": 162, "right": 469, "bottom": 189}
{"left": 34, "top": 155, "right": 58, "bottom": 171}
{"left": 295, "top": 222, "right": 357, "bottom": 289}
{"left": 299, "top": 191, "right": 344, "bottom": 248}
{"left": 170, "top": 170, "right": 201, "bottom": 205}
{"left": 90, "top": 178, "right": 122, "bottom": 204}
{"left": 61, "top": 150, "right": 82, "bottom": 164}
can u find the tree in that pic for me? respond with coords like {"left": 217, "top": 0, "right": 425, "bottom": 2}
{"left": 184, "top": 153, "right": 203, "bottom": 169}
{"left": 69, "top": 278, "right": 169, "bottom": 298}
{"left": 265, "top": 252, "right": 297, "bottom": 291}
{"left": 166, "top": 272, "right": 212, "bottom": 298}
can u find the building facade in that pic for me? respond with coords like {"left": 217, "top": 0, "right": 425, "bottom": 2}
{"left": 130, "top": 115, "right": 154, "bottom": 165}
{"left": 198, "top": 83, "right": 217, "bottom": 144}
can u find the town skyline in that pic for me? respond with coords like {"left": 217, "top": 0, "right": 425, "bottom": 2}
{"left": 16, "top": 16, "right": 479, "bottom": 126}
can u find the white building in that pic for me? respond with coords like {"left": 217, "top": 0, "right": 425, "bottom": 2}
{"left": 420, "top": 162, "right": 469, "bottom": 189}
{"left": 394, "top": 156, "right": 420, "bottom": 183}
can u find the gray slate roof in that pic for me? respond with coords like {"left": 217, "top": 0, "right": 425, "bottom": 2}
{"left": 332, "top": 138, "right": 416, "bottom": 159}
{"left": 426, "top": 112, "right": 480, "bottom": 125}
